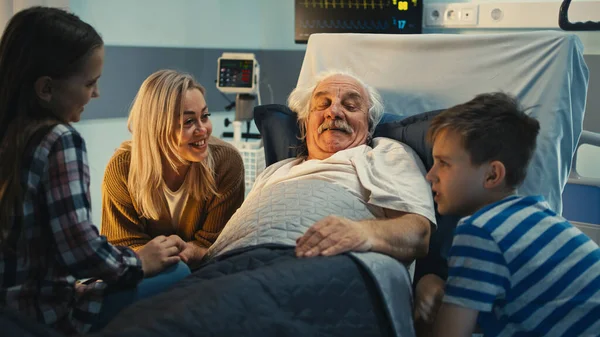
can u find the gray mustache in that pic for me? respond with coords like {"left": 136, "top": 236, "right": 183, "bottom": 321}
{"left": 317, "top": 120, "right": 353, "bottom": 134}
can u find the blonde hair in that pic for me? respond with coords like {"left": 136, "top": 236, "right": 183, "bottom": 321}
{"left": 123, "top": 69, "right": 218, "bottom": 220}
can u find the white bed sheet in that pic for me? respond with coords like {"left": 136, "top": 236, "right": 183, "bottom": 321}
{"left": 297, "top": 31, "right": 589, "bottom": 214}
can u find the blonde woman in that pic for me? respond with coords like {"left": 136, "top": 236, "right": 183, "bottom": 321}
{"left": 101, "top": 69, "right": 245, "bottom": 268}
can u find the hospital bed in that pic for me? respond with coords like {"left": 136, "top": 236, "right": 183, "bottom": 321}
{"left": 558, "top": 0, "right": 600, "bottom": 239}
{"left": 1, "top": 31, "right": 591, "bottom": 337}
{"left": 90, "top": 31, "right": 589, "bottom": 337}
{"left": 563, "top": 130, "right": 600, "bottom": 240}
{"left": 295, "top": 30, "right": 594, "bottom": 334}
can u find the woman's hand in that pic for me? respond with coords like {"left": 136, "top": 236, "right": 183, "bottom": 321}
{"left": 178, "top": 242, "right": 208, "bottom": 267}
{"left": 137, "top": 235, "right": 186, "bottom": 277}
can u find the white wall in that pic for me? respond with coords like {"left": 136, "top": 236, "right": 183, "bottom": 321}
{"left": 70, "top": 0, "right": 304, "bottom": 50}
{"left": 73, "top": 119, "right": 129, "bottom": 230}
{"left": 424, "top": 0, "right": 600, "bottom": 54}
{"left": 0, "top": 0, "right": 70, "bottom": 31}
{"left": 0, "top": 1, "right": 14, "bottom": 31}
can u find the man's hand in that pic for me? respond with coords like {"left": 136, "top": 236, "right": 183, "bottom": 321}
{"left": 179, "top": 242, "right": 208, "bottom": 266}
{"left": 295, "top": 215, "right": 373, "bottom": 258}
{"left": 137, "top": 235, "right": 187, "bottom": 277}
{"left": 414, "top": 273, "right": 446, "bottom": 324}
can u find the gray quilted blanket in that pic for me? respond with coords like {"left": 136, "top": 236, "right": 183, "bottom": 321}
{"left": 94, "top": 246, "right": 396, "bottom": 337}
{"left": 207, "top": 179, "right": 415, "bottom": 337}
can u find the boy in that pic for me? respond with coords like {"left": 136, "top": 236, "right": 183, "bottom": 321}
{"left": 425, "top": 92, "right": 600, "bottom": 337}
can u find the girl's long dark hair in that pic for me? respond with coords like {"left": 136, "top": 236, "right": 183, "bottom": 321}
{"left": 0, "top": 7, "right": 103, "bottom": 247}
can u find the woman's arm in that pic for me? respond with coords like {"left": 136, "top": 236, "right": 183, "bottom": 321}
{"left": 101, "top": 150, "right": 152, "bottom": 251}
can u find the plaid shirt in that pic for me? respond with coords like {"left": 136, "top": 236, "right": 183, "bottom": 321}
{"left": 0, "top": 125, "right": 143, "bottom": 335}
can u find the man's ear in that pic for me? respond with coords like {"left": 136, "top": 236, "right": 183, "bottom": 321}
{"left": 34, "top": 76, "right": 53, "bottom": 103}
{"left": 484, "top": 160, "right": 506, "bottom": 189}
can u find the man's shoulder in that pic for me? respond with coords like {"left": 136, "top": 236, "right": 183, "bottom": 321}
{"left": 368, "top": 137, "right": 428, "bottom": 175}
{"left": 372, "top": 136, "right": 407, "bottom": 151}
{"left": 247, "top": 157, "right": 301, "bottom": 195}
{"left": 263, "top": 157, "right": 302, "bottom": 175}
{"left": 371, "top": 137, "right": 422, "bottom": 160}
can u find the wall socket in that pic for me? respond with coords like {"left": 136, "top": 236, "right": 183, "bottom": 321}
{"left": 424, "top": 3, "right": 479, "bottom": 27}
{"left": 423, "top": 1, "right": 600, "bottom": 29}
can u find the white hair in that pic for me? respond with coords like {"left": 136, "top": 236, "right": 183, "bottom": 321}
{"left": 287, "top": 70, "right": 384, "bottom": 141}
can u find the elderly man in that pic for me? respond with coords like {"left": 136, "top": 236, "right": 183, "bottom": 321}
{"left": 95, "top": 71, "right": 436, "bottom": 337}
{"left": 228, "top": 70, "right": 436, "bottom": 262}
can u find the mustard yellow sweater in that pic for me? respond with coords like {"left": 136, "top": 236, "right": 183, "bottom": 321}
{"left": 101, "top": 137, "right": 245, "bottom": 251}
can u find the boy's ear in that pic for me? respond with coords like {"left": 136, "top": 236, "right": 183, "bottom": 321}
{"left": 34, "top": 76, "right": 53, "bottom": 103}
{"left": 484, "top": 160, "right": 506, "bottom": 189}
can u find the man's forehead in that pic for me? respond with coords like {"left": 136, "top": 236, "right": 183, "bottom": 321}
{"left": 312, "top": 75, "right": 367, "bottom": 98}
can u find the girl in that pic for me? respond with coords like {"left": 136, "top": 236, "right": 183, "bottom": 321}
{"left": 0, "top": 7, "right": 190, "bottom": 335}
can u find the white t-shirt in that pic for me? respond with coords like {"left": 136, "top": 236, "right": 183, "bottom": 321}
{"left": 249, "top": 137, "right": 436, "bottom": 225}
{"left": 163, "top": 183, "right": 189, "bottom": 229}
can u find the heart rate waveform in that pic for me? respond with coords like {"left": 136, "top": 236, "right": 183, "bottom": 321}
{"left": 299, "top": 19, "right": 391, "bottom": 30}
{"left": 295, "top": 0, "right": 422, "bottom": 43}
{"left": 300, "top": 0, "right": 388, "bottom": 10}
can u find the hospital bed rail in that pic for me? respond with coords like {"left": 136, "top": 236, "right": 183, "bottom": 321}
{"left": 563, "top": 131, "right": 600, "bottom": 243}
{"left": 559, "top": 0, "right": 600, "bottom": 31}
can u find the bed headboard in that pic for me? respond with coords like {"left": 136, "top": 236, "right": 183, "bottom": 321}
{"left": 297, "top": 31, "right": 589, "bottom": 214}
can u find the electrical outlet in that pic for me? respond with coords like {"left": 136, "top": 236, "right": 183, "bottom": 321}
{"left": 424, "top": 1, "right": 600, "bottom": 29}
{"left": 461, "top": 7, "right": 477, "bottom": 25}
{"left": 424, "top": 3, "right": 479, "bottom": 27}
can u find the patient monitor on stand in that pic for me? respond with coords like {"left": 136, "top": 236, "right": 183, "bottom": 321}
{"left": 216, "top": 53, "right": 260, "bottom": 146}
{"left": 216, "top": 53, "right": 265, "bottom": 194}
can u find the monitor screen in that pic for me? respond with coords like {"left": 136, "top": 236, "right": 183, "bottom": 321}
{"left": 295, "top": 0, "right": 422, "bottom": 43}
{"left": 218, "top": 59, "right": 254, "bottom": 88}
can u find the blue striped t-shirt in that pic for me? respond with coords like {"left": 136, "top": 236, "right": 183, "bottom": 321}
{"left": 444, "top": 195, "right": 600, "bottom": 337}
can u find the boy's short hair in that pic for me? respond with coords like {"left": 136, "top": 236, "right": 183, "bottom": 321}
{"left": 427, "top": 92, "right": 541, "bottom": 189}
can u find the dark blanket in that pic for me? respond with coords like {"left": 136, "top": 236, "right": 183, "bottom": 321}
{"left": 93, "top": 246, "right": 395, "bottom": 337}
{"left": 0, "top": 306, "right": 64, "bottom": 337}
